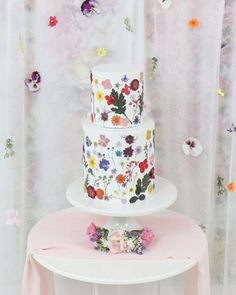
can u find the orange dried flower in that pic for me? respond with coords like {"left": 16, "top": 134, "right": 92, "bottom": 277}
{"left": 96, "top": 188, "right": 104, "bottom": 199}
{"left": 111, "top": 115, "right": 122, "bottom": 126}
{"left": 115, "top": 174, "right": 126, "bottom": 184}
{"left": 227, "top": 182, "right": 235, "bottom": 192}
{"left": 188, "top": 18, "right": 200, "bottom": 29}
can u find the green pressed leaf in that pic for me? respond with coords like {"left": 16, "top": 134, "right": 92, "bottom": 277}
{"left": 88, "top": 168, "right": 94, "bottom": 176}
{"left": 139, "top": 194, "right": 146, "bottom": 201}
{"left": 129, "top": 196, "right": 138, "bottom": 203}
{"left": 110, "top": 89, "right": 126, "bottom": 115}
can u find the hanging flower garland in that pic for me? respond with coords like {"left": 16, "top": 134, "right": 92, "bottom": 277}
{"left": 124, "top": 17, "right": 133, "bottom": 32}
{"left": 227, "top": 123, "right": 236, "bottom": 133}
{"left": 182, "top": 137, "right": 203, "bottom": 157}
{"left": 81, "top": 0, "right": 99, "bottom": 17}
{"left": 4, "top": 138, "right": 15, "bottom": 158}
{"left": 188, "top": 18, "right": 200, "bottom": 29}
{"left": 6, "top": 210, "right": 22, "bottom": 227}
{"left": 25, "top": 71, "right": 41, "bottom": 92}
{"left": 48, "top": 16, "right": 58, "bottom": 27}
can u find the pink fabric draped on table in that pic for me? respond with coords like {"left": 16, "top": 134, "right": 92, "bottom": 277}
{"left": 21, "top": 209, "right": 210, "bottom": 295}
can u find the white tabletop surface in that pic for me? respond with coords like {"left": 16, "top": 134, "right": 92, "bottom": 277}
{"left": 33, "top": 254, "right": 197, "bottom": 285}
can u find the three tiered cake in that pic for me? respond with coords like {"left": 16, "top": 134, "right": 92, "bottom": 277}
{"left": 83, "top": 64, "right": 156, "bottom": 204}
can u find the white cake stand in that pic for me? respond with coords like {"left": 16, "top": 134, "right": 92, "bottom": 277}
{"left": 66, "top": 176, "right": 177, "bottom": 230}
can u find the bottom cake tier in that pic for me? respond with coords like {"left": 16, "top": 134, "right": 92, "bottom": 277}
{"left": 82, "top": 118, "right": 156, "bottom": 204}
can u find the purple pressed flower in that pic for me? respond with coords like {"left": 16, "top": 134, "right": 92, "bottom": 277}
{"left": 125, "top": 135, "right": 134, "bottom": 144}
{"left": 90, "top": 232, "right": 101, "bottom": 242}
{"left": 99, "top": 159, "right": 110, "bottom": 171}
{"left": 134, "top": 116, "right": 140, "bottom": 125}
{"left": 227, "top": 123, "right": 236, "bottom": 133}
{"left": 123, "top": 146, "right": 134, "bottom": 158}
{"left": 121, "top": 75, "right": 129, "bottom": 82}
{"left": 101, "top": 111, "right": 108, "bottom": 121}
{"left": 31, "top": 71, "right": 41, "bottom": 83}
{"left": 111, "top": 168, "right": 117, "bottom": 175}
{"left": 86, "top": 136, "right": 92, "bottom": 147}
{"left": 135, "top": 146, "right": 142, "bottom": 155}
{"left": 86, "top": 151, "right": 91, "bottom": 158}
{"left": 81, "top": 0, "right": 99, "bottom": 17}
{"left": 25, "top": 71, "right": 41, "bottom": 92}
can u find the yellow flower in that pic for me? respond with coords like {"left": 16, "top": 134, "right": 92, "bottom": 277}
{"left": 97, "top": 47, "right": 106, "bottom": 58}
{"left": 217, "top": 88, "right": 225, "bottom": 97}
{"left": 88, "top": 156, "right": 96, "bottom": 169}
{"left": 146, "top": 130, "right": 151, "bottom": 140}
{"left": 96, "top": 91, "right": 104, "bottom": 103}
{"left": 94, "top": 79, "right": 99, "bottom": 85}
{"left": 148, "top": 183, "right": 153, "bottom": 194}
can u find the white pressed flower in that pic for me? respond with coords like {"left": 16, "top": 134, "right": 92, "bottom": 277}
{"left": 6, "top": 209, "right": 22, "bottom": 227}
{"left": 182, "top": 137, "right": 203, "bottom": 157}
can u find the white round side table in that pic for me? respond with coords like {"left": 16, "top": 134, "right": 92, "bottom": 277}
{"left": 33, "top": 240, "right": 197, "bottom": 294}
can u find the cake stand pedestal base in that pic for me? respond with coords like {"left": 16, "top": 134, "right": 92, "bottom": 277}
{"left": 104, "top": 216, "right": 142, "bottom": 230}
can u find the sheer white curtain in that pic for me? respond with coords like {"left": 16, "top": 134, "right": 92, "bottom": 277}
{"left": 0, "top": 0, "right": 235, "bottom": 294}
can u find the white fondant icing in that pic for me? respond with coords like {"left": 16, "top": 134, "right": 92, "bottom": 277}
{"left": 82, "top": 118, "right": 156, "bottom": 204}
{"left": 90, "top": 63, "right": 144, "bottom": 128}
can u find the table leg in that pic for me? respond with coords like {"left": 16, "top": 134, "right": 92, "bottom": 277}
{"left": 93, "top": 284, "right": 99, "bottom": 295}
{"left": 157, "top": 282, "right": 160, "bottom": 295}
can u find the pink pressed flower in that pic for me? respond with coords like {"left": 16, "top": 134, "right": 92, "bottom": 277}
{"left": 120, "top": 118, "right": 129, "bottom": 127}
{"left": 98, "top": 134, "right": 110, "bottom": 147}
{"left": 140, "top": 228, "right": 154, "bottom": 247}
{"left": 121, "top": 84, "right": 130, "bottom": 95}
{"left": 86, "top": 222, "right": 97, "bottom": 236}
{"left": 107, "top": 230, "right": 128, "bottom": 254}
{"left": 102, "top": 79, "right": 112, "bottom": 89}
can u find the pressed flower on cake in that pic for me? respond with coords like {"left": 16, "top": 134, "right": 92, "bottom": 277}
{"left": 95, "top": 188, "right": 104, "bottom": 199}
{"left": 115, "top": 174, "right": 126, "bottom": 184}
{"left": 111, "top": 115, "right": 122, "bottom": 126}
{"left": 88, "top": 156, "right": 96, "bottom": 168}
{"left": 146, "top": 130, "right": 151, "bottom": 140}
{"left": 87, "top": 185, "right": 96, "bottom": 198}
{"left": 96, "top": 91, "right": 104, "bottom": 103}
{"left": 130, "top": 79, "right": 139, "bottom": 91}
{"left": 98, "top": 134, "right": 110, "bottom": 147}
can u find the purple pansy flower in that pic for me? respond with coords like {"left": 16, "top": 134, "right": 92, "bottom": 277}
{"left": 125, "top": 135, "right": 134, "bottom": 144}
{"left": 25, "top": 71, "right": 41, "bottom": 92}
{"left": 99, "top": 159, "right": 110, "bottom": 171}
{"left": 81, "top": 0, "right": 99, "bottom": 17}
{"left": 121, "top": 74, "right": 129, "bottom": 82}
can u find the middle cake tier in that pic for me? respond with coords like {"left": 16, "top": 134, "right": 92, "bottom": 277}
{"left": 82, "top": 118, "right": 156, "bottom": 204}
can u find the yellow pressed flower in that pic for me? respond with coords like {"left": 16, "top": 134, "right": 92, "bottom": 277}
{"left": 96, "top": 91, "right": 104, "bottom": 103}
{"left": 129, "top": 187, "right": 134, "bottom": 192}
{"left": 94, "top": 79, "right": 99, "bottom": 85}
{"left": 146, "top": 130, "right": 151, "bottom": 140}
{"left": 97, "top": 47, "right": 106, "bottom": 58}
{"left": 148, "top": 183, "right": 153, "bottom": 194}
{"left": 88, "top": 156, "right": 96, "bottom": 169}
{"left": 217, "top": 88, "right": 225, "bottom": 97}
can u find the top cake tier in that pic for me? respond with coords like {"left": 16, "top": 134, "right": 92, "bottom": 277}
{"left": 90, "top": 63, "right": 144, "bottom": 128}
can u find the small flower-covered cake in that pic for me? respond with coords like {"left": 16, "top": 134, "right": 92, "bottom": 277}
{"left": 83, "top": 117, "right": 155, "bottom": 204}
{"left": 90, "top": 63, "right": 144, "bottom": 128}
